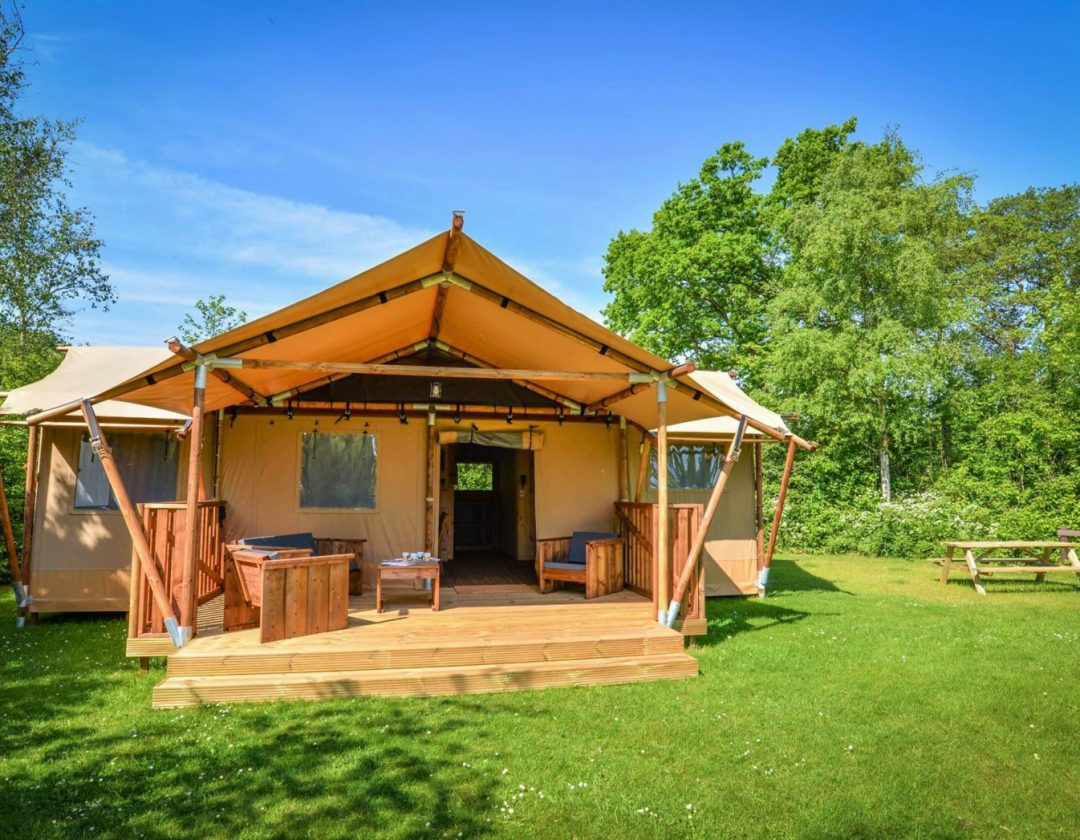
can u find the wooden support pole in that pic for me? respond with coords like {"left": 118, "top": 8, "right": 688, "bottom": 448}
{"left": 634, "top": 436, "right": 651, "bottom": 503}
{"left": 759, "top": 438, "right": 797, "bottom": 597}
{"left": 80, "top": 401, "right": 184, "bottom": 645}
{"left": 15, "top": 423, "right": 40, "bottom": 622}
{"left": 425, "top": 409, "right": 438, "bottom": 553}
{"left": 178, "top": 365, "right": 207, "bottom": 635}
{"left": 665, "top": 416, "right": 747, "bottom": 627}
{"left": 753, "top": 441, "right": 764, "bottom": 570}
{"left": 655, "top": 383, "right": 670, "bottom": 623}
{"left": 0, "top": 465, "right": 21, "bottom": 599}
{"left": 617, "top": 417, "right": 629, "bottom": 502}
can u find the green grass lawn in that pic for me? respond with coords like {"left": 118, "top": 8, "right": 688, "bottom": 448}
{"left": 2, "top": 555, "right": 1079, "bottom": 839}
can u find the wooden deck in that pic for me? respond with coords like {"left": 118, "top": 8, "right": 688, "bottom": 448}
{"left": 152, "top": 586, "right": 699, "bottom": 708}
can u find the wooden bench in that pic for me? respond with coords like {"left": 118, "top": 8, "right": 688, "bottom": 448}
{"left": 536, "top": 533, "right": 624, "bottom": 599}
{"left": 224, "top": 546, "right": 353, "bottom": 643}
{"left": 942, "top": 541, "right": 1080, "bottom": 595}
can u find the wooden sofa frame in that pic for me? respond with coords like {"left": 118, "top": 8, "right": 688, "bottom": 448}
{"left": 535, "top": 536, "right": 625, "bottom": 599}
{"left": 224, "top": 546, "right": 353, "bottom": 643}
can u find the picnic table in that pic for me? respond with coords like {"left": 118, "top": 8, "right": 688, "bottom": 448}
{"left": 942, "top": 541, "right": 1080, "bottom": 595}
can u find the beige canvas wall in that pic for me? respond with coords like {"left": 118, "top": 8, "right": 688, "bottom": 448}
{"left": 219, "top": 415, "right": 621, "bottom": 562}
{"left": 30, "top": 427, "right": 131, "bottom": 611}
{"left": 631, "top": 429, "right": 760, "bottom": 596}
{"left": 530, "top": 421, "right": 620, "bottom": 539}
{"left": 28, "top": 423, "right": 213, "bottom": 613}
{"left": 218, "top": 414, "right": 428, "bottom": 564}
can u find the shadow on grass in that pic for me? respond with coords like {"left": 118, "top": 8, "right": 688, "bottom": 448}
{"left": 694, "top": 558, "right": 846, "bottom": 648}
{"left": 765, "top": 556, "right": 852, "bottom": 596}
{"left": 0, "top": 593, "right": 523, "bottom": 837}
{"left": 5, "top": 694, "right": 510, "bottom": 838}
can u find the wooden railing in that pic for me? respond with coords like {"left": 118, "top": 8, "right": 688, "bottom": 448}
{"left": 614, "top": 502, "right": 704, "bottom": 623}
{"left": 129, "top": 500, "right": 226, "bottom": 641}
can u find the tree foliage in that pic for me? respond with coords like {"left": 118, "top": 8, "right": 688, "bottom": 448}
{"left": 0, "top": 6, "right": 111, "bottom": 383}
{"left": 602, "top": 143, "right": 773, "bottom": 385}
{"left": 178, "top": 294, "right": 248, "bottom": 344}
{"left": 0, "top": 5, "right": 110, "bottom": 580}
{"left": 604, "top": 118, "right": 1080, "bottom": 553}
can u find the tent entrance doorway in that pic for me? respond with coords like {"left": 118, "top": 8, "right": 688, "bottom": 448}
{"left": 439, "top": 442, "right": 536, "bottom": 588}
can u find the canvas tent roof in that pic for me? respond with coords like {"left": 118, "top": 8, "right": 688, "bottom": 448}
{"left": 38, "top": 230, "right": 806, "bottom": 447}
{"left": 1, "top": 347, "right": 188, "bottom": 422}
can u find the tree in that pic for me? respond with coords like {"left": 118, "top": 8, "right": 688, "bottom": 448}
{"left": 178, "top": 294, "right": 248, "bottom": 344}
{"left": 601, "top": 143, "right": 773, "bottom": 385}
{"left": 764, "top": 128, "right": 973, "bottom": 500}
{"left": 0, "top": 4, "right": 111, "bottom": 582}
{"left": 0, "top": 4, "right": 111, "bottom": 389}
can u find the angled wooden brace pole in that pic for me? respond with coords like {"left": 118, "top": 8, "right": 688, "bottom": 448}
{"left": 758, "top": 438, "right": 797, "bottom": 597}
{"left": 80, "top": 400, "right": 187, "bottom": 646}
{"left": 0, "top": 462, "right": 23, "bottom": 625}
{"left": 664, "top": 416, "right": 748, "bottom": 628}
{"left": 18, "top": 423, "right": 39, "bottom": 623}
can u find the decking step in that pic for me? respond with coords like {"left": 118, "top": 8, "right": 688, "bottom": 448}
{"left": 166, "top": 628, "right": 686, "bottom": 676}
{"left": 152, "top": 653, "right": 700, "bottom": 708}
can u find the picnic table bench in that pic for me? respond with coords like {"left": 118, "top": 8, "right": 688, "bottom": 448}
{"left": 942, "top": 540, "right": 1080, "bottom": 595}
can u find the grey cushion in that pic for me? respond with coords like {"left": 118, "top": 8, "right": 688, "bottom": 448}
{"left": 238, "top": 532, "right": 318, "bottom": 552}
{"left": 543, "top": 561, "right": 588, "bottom": 572}
{"left": 567, "top": 531, "right": 619, "bottom": 565}
{"left": 238, "top": 532, "right": 360, "bottom": 572}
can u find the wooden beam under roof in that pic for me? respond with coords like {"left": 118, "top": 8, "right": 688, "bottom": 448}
{"left": 234, "top": 358, "right": 649, "bottom": 382}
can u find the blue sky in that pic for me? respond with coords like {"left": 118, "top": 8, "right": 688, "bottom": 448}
{"left": 18, "top": 1, "right": 1080, "bottom": 345}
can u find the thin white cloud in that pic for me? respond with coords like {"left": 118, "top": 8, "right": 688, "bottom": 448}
{"left": 65, "top": 145, "right": 437, "bottom": 344}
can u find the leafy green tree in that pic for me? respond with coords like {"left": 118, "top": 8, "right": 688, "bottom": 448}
{"left": 178, "top": 294, "right": 248, "bottom": 344}
{"left": 765, "top": 129, "right": 973, "bottom": 500}
{"left": 0, "top": 5, "right": 111, "bottom": 580}
{"left": 601, "top": 143, "right": 773, "bottom": 384}
{"left": 0, "top": 6, "right": 111, "bottom": 386}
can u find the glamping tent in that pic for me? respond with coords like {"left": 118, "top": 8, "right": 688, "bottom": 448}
{"left": 9, "top": 217, "right": 813, "bottom": 705}
{"left": 1, "top": 347, "right": 189, "bottom": 614}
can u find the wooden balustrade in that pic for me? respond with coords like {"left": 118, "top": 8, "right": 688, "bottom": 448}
{"left": 614, "top": 502, "right": 704, "bottom": 625}
{"left": 129, "top": 500, "right": 227, "bottom": 641}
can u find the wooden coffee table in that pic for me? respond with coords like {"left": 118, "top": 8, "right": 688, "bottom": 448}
{"left": 376, "top": 560, "right": 441, "bottom": 612}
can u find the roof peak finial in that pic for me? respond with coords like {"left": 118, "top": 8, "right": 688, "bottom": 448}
{"left": 451, "top": 210, "right": 464, "bottom": 231}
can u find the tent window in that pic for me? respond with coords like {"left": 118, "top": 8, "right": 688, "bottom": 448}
{"left": 650, "top": 443, "right": 723, "bottom": 490}
{"left": 455, "top": 462, "right": 493, "bottom": 491}
{"left": 75, "top": 431, "right": 180, "bottom": 510}
{"left": 299, "top": 432, "right": 377, "bottom": 510}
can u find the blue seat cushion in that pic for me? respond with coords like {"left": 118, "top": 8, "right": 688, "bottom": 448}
{"left": 543, "top": 561, "right": 588, "bottom": 572}
{"left": 567, "top": 531, "right": 619, "bottom": 565}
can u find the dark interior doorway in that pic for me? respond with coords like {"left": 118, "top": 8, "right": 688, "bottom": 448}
{"left": 439, "top": 442, "right": 536, "bottom": 586}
